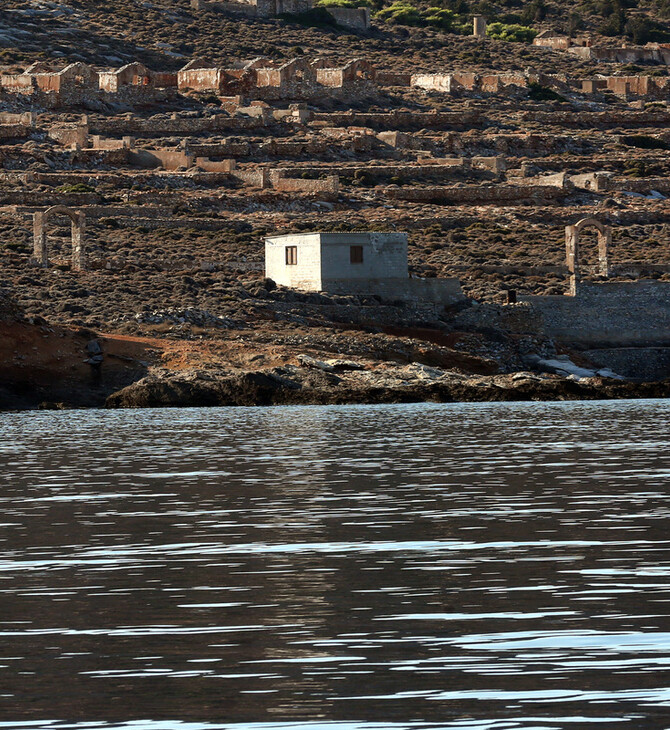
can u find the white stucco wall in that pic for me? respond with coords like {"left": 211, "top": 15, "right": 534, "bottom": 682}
{"left": 265, "top": 233, "right": 322, "bottom": 289}
{"left": 264, "top": 231, "right": 465, "bottom": 305}
{"left": 265, "top": 232, "right": 408, "bottom": 290}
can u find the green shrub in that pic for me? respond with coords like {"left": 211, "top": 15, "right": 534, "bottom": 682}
{"left": 486, "top": 22, "right": 537, "bottom": 42}
{"left": 4, "top": 241, "right": 28, "bottom": 252}
{"left": 376, "top": 2, "right": 423, "bottom": 25}
{"left": 423, "top": 7, "right": 456, "bottom": 29}
{"left": 520, "top": 0, "right": 547, "bottom": 23}
{"left": 56, "top": 183, "right": 96, "bottom": 194}
{"left": 528, "top": 82, "right": 566, "bottom": 101}
{"left": 625, "top": 16, "right": 670, "bottom": 43}
{"left": 375, "top": 2, "right": 461, "bottom": 29}
{"left": 622, "top": 134, "right": 670, "bottom": 150}
{"left": 599, "top": 0, "right": 627, "bottom": 35}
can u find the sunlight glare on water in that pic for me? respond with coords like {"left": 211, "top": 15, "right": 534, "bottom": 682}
{"left": 1, "top": 400, "right": 670, "bottom": 729}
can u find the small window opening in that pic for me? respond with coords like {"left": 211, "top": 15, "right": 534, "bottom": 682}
{"left": 285, "top": 246, "right": 297, "bottom": 265}
{"left": 350, "top": 245, "right": 364, "bottom": 264}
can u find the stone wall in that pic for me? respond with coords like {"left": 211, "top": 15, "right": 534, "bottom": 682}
{"left": 583, "top": 347, "right": 670, "bottom": 381}
{"left": 194, "top": 157, "right": 236, "bottom": 172}
{"left": 519, "top": 281, "right": 670, "bottom": 346}
{"left": 0, "top": 124, "right": 31, "bottom": 140}
{"left": 3, "top": 59, "right": 670, "bottom": 112}
{"left": 129, "top": 149, "right": 194, "bottom": 170}
{"left": 89, "top": 114, "right": 264, "bottom": 137}
{"left": 311, "top": 110, "right": 481, "bottom": 130}
{"left": 0, "top": 112, "right": 33, "bottom": 126}
{"left": 321, "top": 276, "right": 464, "bottom": 305}
{"left": 47, "top": 125, "right": 88, "bottom": 148}
{"left": 323, "top": 6, "right": 370, "bottom": 30}
{"left": 383, "top": 183, "right": 567, "bottom": 204}
{"left": 272, "top": 174, "right": 339, "bottom": 197}
{"left": 569, "top": 44, "right": 670, "bottom": 64}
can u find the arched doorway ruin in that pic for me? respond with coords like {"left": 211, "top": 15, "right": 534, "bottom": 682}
{"left": 565, "top": 217, "right": 610, "bottom": 295}
{"left": 33, "top": 205, "right": 86, "bottom": 270}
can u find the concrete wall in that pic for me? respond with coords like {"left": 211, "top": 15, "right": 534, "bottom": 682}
{"left": 318, "top": 232, "right": 408, "bottom": 282}
{"left": 0, "top": 75, "right": 34, "bottom": 92}
{"left": 265, "top": 232, "right": 409, "bottom": 290}
{"left": 266, "top": 233, "right": 322, "bottom": 289}
{"left": 411, "top": 74, "right": 452, "bottom": 93}
{"left": 178, "top": 68, "right": 225, "bottom": 93}
{"left": 533, "top": 35, "right": 572, "bottom": 50}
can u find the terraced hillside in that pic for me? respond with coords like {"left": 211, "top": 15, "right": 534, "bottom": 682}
{"left": 0, "top": 0, "right": 669, "bottom": 404}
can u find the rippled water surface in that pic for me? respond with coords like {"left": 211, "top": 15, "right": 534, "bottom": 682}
{"left": 2, "top": 401, "right": 670, "bottom": 730}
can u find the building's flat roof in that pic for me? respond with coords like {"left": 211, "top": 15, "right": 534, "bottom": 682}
{"left": 265, "top": 231, "right": 407, "bottom": 242}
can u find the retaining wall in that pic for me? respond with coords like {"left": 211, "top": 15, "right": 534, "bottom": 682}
{"left": 519, "top": 281, "right": 670, "bottom": 346}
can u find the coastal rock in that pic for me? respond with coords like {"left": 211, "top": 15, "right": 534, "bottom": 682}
{"left": 104, "top": 365, "right": 670, "bottom": 409}
{"left": 525, "top": 353, "right": 626, "bottom": 381}
{"left": 297, "top": 354, "right": 335, "bottom": 372}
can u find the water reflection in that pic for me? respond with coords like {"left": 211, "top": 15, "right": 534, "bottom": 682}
{"left": 1, "top": 401, "right": 669, "bottom": 729}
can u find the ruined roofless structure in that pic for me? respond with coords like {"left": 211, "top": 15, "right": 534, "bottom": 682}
{"left": 265, "top": 231, "right": 463, "bottom": 304}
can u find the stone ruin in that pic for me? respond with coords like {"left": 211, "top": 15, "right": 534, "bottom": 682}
{"left": 533, "top": 32, "right": 670, "bottom": 65}
{"left": 33, "top": 206, "right": 86, "bottom": 271}
{"left": 565, "top": 218, "right": 611, "bottom": 295}
{"left": 472, "top": 15, "right": 487, "bottom": 39}
{"left": 1, "top": 57, "right": 669, "bottom": 111}
{"left": 189, "top": 0, "right": 370, "bottom": 29}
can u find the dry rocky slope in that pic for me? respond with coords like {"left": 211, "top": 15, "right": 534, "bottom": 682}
{"left": 1, "top": 0, "right": 670, "bottom": 408}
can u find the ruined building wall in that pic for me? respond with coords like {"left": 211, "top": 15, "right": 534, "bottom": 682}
{"left": 519, "top": 281, "right": 670, "bottom": 346}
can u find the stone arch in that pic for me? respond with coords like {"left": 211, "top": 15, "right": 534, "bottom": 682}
{"left": 33, "top": 205, "right": 86, "bottom": 270}
{"left": 565, "top": 217, "right": 610, "bottom": 294}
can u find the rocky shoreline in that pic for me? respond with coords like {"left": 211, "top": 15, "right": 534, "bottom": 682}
{"left": 2, "top": 288, "right": 668, "bottom": 413}
{"left": 4, "top": 363, "right": 669, "bottom": 412}
{"left": 98, "top": 367, "right": 670, "bottom": 408}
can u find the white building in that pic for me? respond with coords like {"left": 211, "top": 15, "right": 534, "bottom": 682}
{"left": 264, "top": 231, "right": 463, "bottom": 304}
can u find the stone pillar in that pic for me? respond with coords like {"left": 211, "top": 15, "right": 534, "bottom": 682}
{"left": 473, "top": 15, "right": 487, "bottom": 39}
{"left": 565, "top": 224, "right": 579, "bottom": 295}
{"left": 71, "top": 213, "right": 86, "bottom": 271}
{"left": 598, "top": 227, "right": 611, "bottom": 277}
{"left": 33, "top": 211, "right": 48, "bottom": 267}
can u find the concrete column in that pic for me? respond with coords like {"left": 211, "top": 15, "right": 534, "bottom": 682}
{"left": 565, "top": 224, "right": 579, "bottom": 295}
{"left": 473, "top": 15, "right": 487, "bottom": 39}
{"left": 33, "top": 211, "right": 48, "bottom": 267}
{"left": 71, "top": 214, "right": 86, "bottom": 271}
